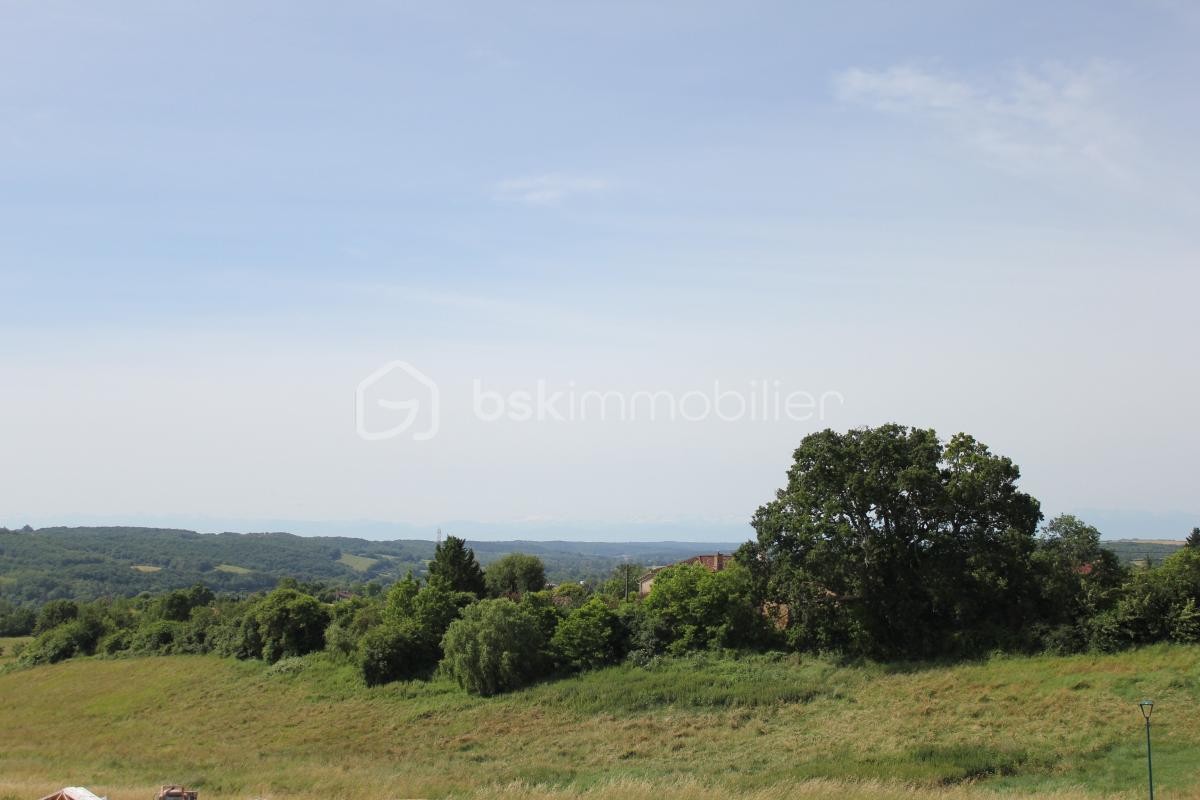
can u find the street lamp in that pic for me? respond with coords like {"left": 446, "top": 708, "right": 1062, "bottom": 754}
{"left": 1139, "top": 699, "right": 1154, "bottom": 800}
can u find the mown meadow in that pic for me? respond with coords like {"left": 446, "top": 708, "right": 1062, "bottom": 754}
{"left": 2, "top": 645, "right": 1199, "bottom": 800}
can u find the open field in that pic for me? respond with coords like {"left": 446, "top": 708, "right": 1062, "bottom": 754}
{"left": 2, "top": 646, "right": 1199, "bottom": 800}
{"left": 336, "top": 552, "right": 380, "bottom": 572}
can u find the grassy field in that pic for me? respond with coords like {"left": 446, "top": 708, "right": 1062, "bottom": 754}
{"left": 212, "top": 564, "right": 253, "bottom": 575}
{"left": 336, "top": 553, "right": 380, "bottom": 572}
{"left": 0, "top": 636, "right": 32, "bottom": 667}
{"left": 1, "top": 646, "right": 1198, "bottom": 800}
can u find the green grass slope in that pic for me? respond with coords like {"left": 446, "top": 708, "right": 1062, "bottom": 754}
{"left": 1, "top": 647, "right": 1198, "bottom": 800}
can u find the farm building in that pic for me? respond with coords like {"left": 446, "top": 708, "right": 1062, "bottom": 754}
{"left": 638, "top": 552, "right": 734, "bottom": 597}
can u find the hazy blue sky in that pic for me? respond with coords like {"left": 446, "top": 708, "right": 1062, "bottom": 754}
{"left": 2, "top": 1, "right": 1197, "bottom": 540}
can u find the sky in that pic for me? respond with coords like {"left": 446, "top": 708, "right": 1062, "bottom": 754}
{"left": 1, "top": 1, "right": 1197, "bottom": 541}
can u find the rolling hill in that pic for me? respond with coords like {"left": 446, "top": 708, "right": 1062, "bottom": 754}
{"left": 0, "top": 527, "right": 745, "bottom": 604}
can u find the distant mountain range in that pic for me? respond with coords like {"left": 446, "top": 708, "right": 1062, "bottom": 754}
{"left": 0, "top": 514, "right": 758, "bottom": 543}
{"left": 6, "top": 508, "right": 1193, "bottom": 541}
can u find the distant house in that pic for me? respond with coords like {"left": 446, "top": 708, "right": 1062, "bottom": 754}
{"left": 637, "top": 552, "right": 734, "bottom": 598}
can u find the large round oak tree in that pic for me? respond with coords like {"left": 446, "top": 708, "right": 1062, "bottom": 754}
{"left": 739, "top": 424, "right": 1043, "bottom": 658}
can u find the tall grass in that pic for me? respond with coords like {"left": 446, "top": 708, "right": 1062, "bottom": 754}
{"left": 0, "top": 635, "right": 32, "bottom": 668}
{"left": 1, "top": 646, "right": 1198, "bottom": 800}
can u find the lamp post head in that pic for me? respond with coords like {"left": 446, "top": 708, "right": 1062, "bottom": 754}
{"left": 1139, "top": 699, "right": 1154, "bottom": 720}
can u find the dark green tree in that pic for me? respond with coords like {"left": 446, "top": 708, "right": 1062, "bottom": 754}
{"left": 0, "top": 599, "right": 36, "bottom": 636}
{"left": 1089, "top": 547, "right": 1200, "bottom": 649}
{"left": 640, "top": 561, "right": 765, "bottom": 653}
{"left": 34, "top": 599, "right": 80, "bottom": 634}
{"left": 551, "top": 596, "right": 625, "bottom": 671}
{"left": 157, "top": 590, "right": 194, "bottom": 622}
{"left": 358, "top": 574, "right": 473, "bottom": 686}
{"left": 550, "top": 581, "right": 589, "bottom": 609}
{"left": 485, "top": 553, "right": 546, "bottom": 597}
{"left": 428, "top": 535, "right": 486, "bottom": 597}
{"left": 385, "top": 573, "right": 471, "bottom": 637}
{"left": 187, "top": 583, "right": 215, "bottom": 608}
{"left": 1031, "top": 514, "right": 1126, "bottom": 652}
{"left": 741, "top": 425, "right": 1043, "bottom": 658}
{"left": 1186, "top": 527, "right": 1200, "bottom": 549}
{"left": 518, "top": 591, "right": 565, "bottom": 659}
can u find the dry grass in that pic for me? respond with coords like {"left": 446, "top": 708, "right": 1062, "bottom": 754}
{"left": 1, "top": 646, "right": 1197, "bottom": 800}
{"left": 3, "top": 777, "right": 1179, "bottom": 800}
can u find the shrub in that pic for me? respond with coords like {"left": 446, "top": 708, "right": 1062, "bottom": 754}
{"left": 98, "top": 629, "right": 132, "bottom": 656}
{"left": 1088, "top": 548, "right": 1200, "bottom": 650}
{"left": 358, "top": 620, "right": 438, "bottom": 686}
{"left": 641, "top": 562, "right": 767, "bottom": 654}
{"left": 410, "top": 576, "right": 472, "bottom": 638}
{"left": 19, "top": 617, "right": 106, "bottom": 666}
{"left": 172, "top": 605, "right": 221, "bottom": 654}
{"left": 157, "top": 590, "right": 194, "bottom": 622}
{"left": 1168, "top": 597, "right": 1200, "bottom": 643}
{"left": 210, "top": 609, "right": 265, "bottom": 660}
{"left": 253, "top": 588, "right": 329, "bottom": 662}
{"left": 34, "top": 599, "right": 80, "bottom": 634}
{"left": 129, "top": 620, "right": 184, "bottom": 655}
{"left": 552, "top": 597, "right": 625, "bottom": 671}
{"left": 1036, "top": 623, "right": 1088, "bottom": 656}
{"left": 324, "top": 619, "right": 359, "bottom": 659}
{"left": 325, "top": 598, "right": 380, "bottom": 659}
{"left": 0, "top": 600, "right": 36, "bottom": 636}
{"left": 440, "top": 598, "right": 547, "bottom": 696}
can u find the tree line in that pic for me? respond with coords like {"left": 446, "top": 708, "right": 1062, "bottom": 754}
{"left": 2, "top": 533, "right": 764, "bottom": 695}
{"left": 4, "top": 424, "right": 1199, "bottom": 694}
{"left": 0, "top": 526, "right": 723, "bottom": 605}
{"left": 739, "top": 425, "right": 1200, "bottom": 658}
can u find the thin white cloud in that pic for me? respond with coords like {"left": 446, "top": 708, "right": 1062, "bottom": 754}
{"left": 493, "top": 173, "right": 612, "bottom": 206}
{"left": 834, "top": 62, "right": 1132, "bottom": 179}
